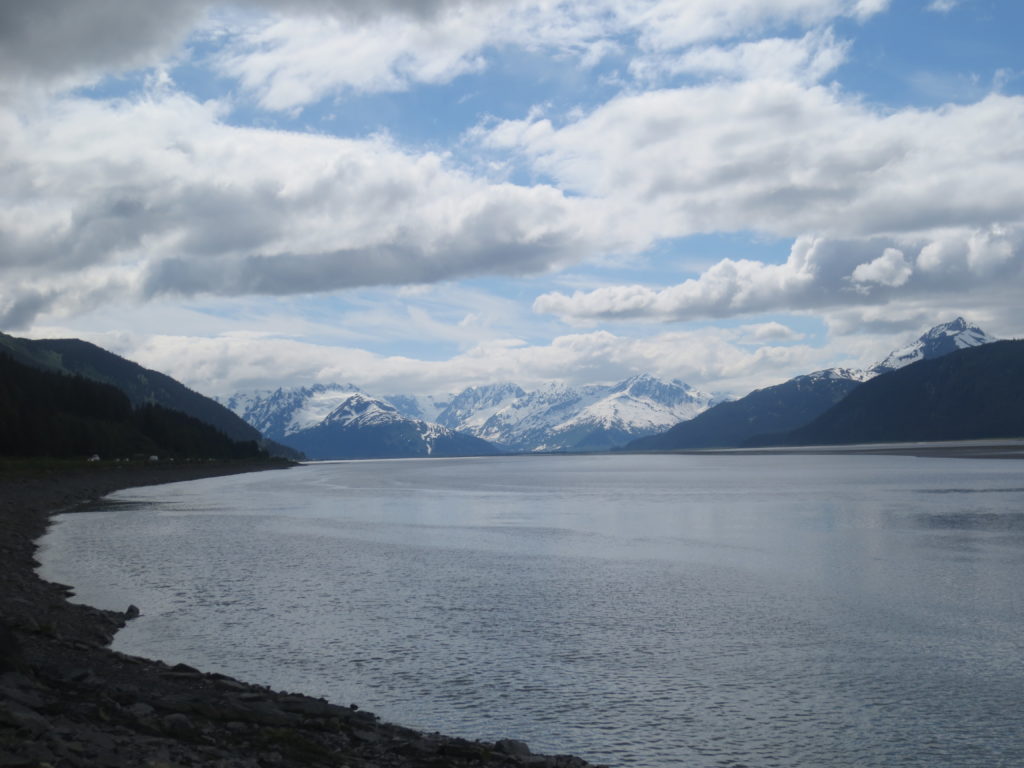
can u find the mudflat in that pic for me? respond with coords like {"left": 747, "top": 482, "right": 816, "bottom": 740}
{"left": 0, "top": 461, "right": 599, "bottom": 768}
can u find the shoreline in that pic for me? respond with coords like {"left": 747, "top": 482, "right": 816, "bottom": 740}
{"left": 0, "top": 462, "right": 600, "bottom": 767}
{"left": 615, "top": 437, "right": 1024, "bottom": 460}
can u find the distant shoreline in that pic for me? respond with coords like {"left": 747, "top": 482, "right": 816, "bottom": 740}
{"left": 608, "top": 438, "right": 1024, "bottom": 461}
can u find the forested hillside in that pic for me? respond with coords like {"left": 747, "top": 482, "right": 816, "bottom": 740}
{"left": 0, "top": 332, "right": 299, "bottom": 458}
{"left": 0, "top": 353, "right": 264, "bottom": 460}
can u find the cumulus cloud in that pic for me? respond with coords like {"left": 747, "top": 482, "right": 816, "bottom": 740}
{"left": 534, "top": 232, "right": 1023, "bottom": 323}
{"left": 0, "top": 0, "right": 503, "bottom": 93}
{"left": 630, "top": 26, "right": 850, "bottom": 85}
{"left": 0, "top": 0, "right": 887, "bottom": 103}
{"left": 735, "top": 321, "right": 806, "bottom": 343}
{"left": 0, "top": 90, "right": 607, "bottom": 328}
{"left": 212, "top": 1, "right": 883, "bottom": 110}
{"left": 851, "top": 248, "right": 912, "bottom": 287}
{"left": 628, "top": 0, "right": 886, "bottom": 52}
{"left": 480, "top": 83, "right": 1024, "bottom": 245}
{"left": 47, "top": 325, "right": 826, "bottom": 397}
{"left": 212, "top": 9, "right": 493, "bottom": 109}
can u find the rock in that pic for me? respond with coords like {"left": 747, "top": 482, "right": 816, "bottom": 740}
{"left": 0, "top": 700, "right": 52, "bottom": 735}
{"left": 277, "top": 696, "right": 333, "bottom": 717}
{"left": 161, "top": 712, "right": 194, "bottom": 736}
{"left": 128, "top": 702, "right": 155, "bottom": 719}
{"left": 62, "top": 668, "right": 102, "bottom": 686}
{"left": 0, "top": 674, "right": 45, "bottom": 709}
{"left": 0, "top": 623, "right": 23, "bottom": 673}
{"left": 496, "top": 738, "right": 533, "bottom": 757}
{"left": 214, "top": 677, "right": 250, "bottom": 692}
{"left": 124, "top": 605, "right": 140, "bottom": 620}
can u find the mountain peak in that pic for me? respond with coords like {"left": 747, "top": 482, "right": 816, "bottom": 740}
{"left": 322, "top": 392, "right": 400, "bottom": 427}
{"left": 869, "top": 317, "right": 996, "bottom": 376}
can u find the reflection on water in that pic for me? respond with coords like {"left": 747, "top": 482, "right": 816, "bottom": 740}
{"left": 39, "top": 454, "right": 1024, "bottom": 767}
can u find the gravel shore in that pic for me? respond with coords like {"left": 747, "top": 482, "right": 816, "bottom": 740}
{"left": 0, "top": 462, "right": 601, "bottom": 768}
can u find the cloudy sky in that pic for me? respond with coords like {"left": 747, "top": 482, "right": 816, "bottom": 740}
{"left": 2, "top": 0, "right": 1022, "bottom": 398}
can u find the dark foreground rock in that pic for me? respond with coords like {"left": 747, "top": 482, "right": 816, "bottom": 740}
{"left": 0, "top": 462, "right": 603, "bottom": 768}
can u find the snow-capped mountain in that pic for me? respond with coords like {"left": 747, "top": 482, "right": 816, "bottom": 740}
{"left": 221, "top": 374, "right": 716, "bottom": 456}
{"left": 628, "top": 317, "right": 1000, "bottom": 452}
{"left": 867, "top": 317, "right": 996, "bottom": 376}
{"left": 433, "top": 374, "right": 716, "bottom": 452}
{"left": 383, "top": 393, "right": 452, "bottom": 424}
{"left": 283, "top": 393, "right": 498, "bottom": 460}
{"left": 795, "top": 318, "right": 995, "bottom": 386}
{"left": 220, "top": 319, "right": 998, "bottom": 459}
{"left": 219, "top": 383, "right": 362, "bottom": 440}
{"left": 218, "top": 386, "right": 497, "bottom": 460}
{"left": 434, "top": 383, "right": 527, "bottom": 434}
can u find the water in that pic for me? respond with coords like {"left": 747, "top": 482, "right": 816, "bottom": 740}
{"left": 38, "top": 454, "right": 1024, "bottom": 767}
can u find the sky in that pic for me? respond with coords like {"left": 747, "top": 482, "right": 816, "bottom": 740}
{"left": 2, "top": 0, "right": 1022, "bottom": 399}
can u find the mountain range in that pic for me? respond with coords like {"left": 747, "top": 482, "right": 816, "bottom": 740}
{"left": 219, "top": 374, "right": 717, "bottom": 458}
{"left": 220, "top": 317, "right": 999, "bottom": 459}
{"left": 627, "top": 317, "right": 998, "bottom": 451}
{"left": 2, "top": 316, "right": 1007, "bottom": 463}
{"left": 221, "top": 386, "right": 498, "bottom": 460}
{"left": 762, "top": 339, "right": 1024, "bottom": 447}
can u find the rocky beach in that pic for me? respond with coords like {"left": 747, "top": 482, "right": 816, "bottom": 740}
{"left": 0, "top": 462, "right": 600, "bottom": 768}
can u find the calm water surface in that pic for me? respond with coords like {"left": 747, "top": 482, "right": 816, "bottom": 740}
{"left": 39, "top": 454, "right": 1024, "bottom": 767}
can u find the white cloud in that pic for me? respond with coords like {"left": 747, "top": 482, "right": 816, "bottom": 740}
{"left": 0, "top": 0, "right": 888, "bottom": 106}
{"left": 736, "top": 321, "right": 806, "bottom": 343}
{"left": 0, "top": 89, "right": 608, "bottom": 328}
{"left": 481, "top": 83, "right": 1024, "bottom": 245}
{"left": 30, "top": 324, "right": 829, "bottom": 398}
{"left": 0, "top": 1, "right": 502, "bottom": 94}
{"left": 851, "top": 247, "right": 912, "bottom": 287}
{"left": 533, "top": 237, "right": 862, "bottom": 321}
{"left": 630, "top": 27, "right": 850, "bottom": 85}
{"left": 213, "top": 9, "right": 495, "bottom": 110}
{"left": 534, "top": 232, "right": 1023, "bottom": 323}
{"left": 210, "top": 0, "right": 888, "bottom": 110}
{"left": 629, "top": 0, "right": 886, "bottom": 52}
{"left": 926, "top": 0, "right": 959, "bottom": 13}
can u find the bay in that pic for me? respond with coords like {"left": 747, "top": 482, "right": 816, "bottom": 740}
{"left": 38, "top": 454, "right": 1024, "bottom": 767}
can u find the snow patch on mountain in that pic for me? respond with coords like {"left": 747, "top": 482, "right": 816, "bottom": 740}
{"left": 869, "top": 317, "right": 996, "bottom": 375}
{"left": 800, "top": 318, "right": 997, "bottom": 386}
{"left": 434, "top": 374, "right": 717, "bottom": 452}
{"left": 218, "top": 383, "right": 364, "bottom": 439}
{"left": 435, "top": 383, "right": 527, "bottom": 432}
{"left": 802, "top": 367, "right": 874, "bottom": 384}
{"left": 384, "top": 393, "right": 451, "bottom": 423}
{"left": 320, "top": 392, "right": 404, "bottom": 429}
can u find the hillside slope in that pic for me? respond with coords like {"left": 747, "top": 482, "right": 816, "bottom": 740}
{"left": 625, "top": 317, "right": 997, "bottom": 452}
{"left": 0, "top": 353, "right": 264, "bottom": 460}
{"left": 771, "top": 340, "right": 1024, "bottom": 446}
{"left": 0, "top": 333, "right": 298, "bottom": 458}
{"left": 626, "top": 370, "right": 861, "bottom": 451}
